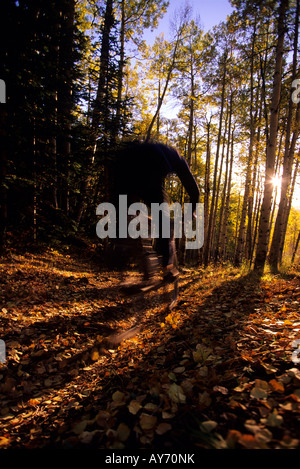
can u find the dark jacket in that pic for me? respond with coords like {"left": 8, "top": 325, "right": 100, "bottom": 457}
{"left": 113, "top": 141, "right": 200, "bottom": 210}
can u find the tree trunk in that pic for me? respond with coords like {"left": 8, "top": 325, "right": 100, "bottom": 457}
{"left": 254, "top": 0, "right": 288, "bottom": 271}
{"left": 215, "top": 98, "right": 231, "bottom": 261}
{"left": 145, "top": 9, "right": 189, "bottom": 142}
{"left": 268, "top": 0, "right": 299, "bottom": 272}
{"left": 76, "top": 0, "right": 114, "bottom": 223}
{"left": 251, "top": 188, "right": 262, "bottom": 265}
{"left": 205, "top": 52, "right": 227, "bottom": 264}
{"left": 58, "top": 0, "right": 75, "bottom": 214}
{"left": 203, "top": 117, "right": 211, "bottom": 265}
{"left": 246, "top": 119, "right": 261, "bottom": 261}
{"left": 186, "top": 55, "right": 195, "bottom": 166}
{"left": 219, "top": 125, "right": 234, "bottom": 260}
{"left": 279, "top": 158, "right": 299, "bottom": 264}
{"left": 291, "top": 230, "right": 300, "bottom": 265}
{"left": 0, "top": 105, "right": 7, "bottom": 251}
{"left": 114, "top": 0, "right": 125, "bottom": 142}
{"left": 234, "top": 21, "right": 257, "bottom": 266}
{"left": 145, "top": 36, "right": 181, "bottom": 142}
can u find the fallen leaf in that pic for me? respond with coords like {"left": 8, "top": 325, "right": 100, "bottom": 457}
{"left": 255, "top": 428, "right": 273, "bottom": 444}
{"left": 213, "top": 385, "right": 228, "bottom": 395}
{"left": 128, "top": 400, "right": 142, "bottom": 415}
{"left": 262, "top": 410, "right": 283, "bottom": 427}
{"left": 238, "top": 433, "right": 258, "bottom": 449}
{"left": 290, "top": 388, "right": 300, "bottom": 401}
{"left": 112, "top": 391, "right": 125, "bottom": 402}
{"left": 288, "top": 368, "right": 300, "bottom": 381}
{"left": 244, "top": 419, "right": 261, "bottom": 434}
{"left": 168, "top": 383, "right": 186, "bottom": 404}
{"left": 27, "top": 398, "right": 41, "bottom": 407}
{"left": 73, "top": 420, "right": 89, "bottom": 435}
{"left": 79, "top": 430, "right": 101, "bottom": 445}
{"left": 117, "top": 423, "right": 130, "bottom": 442}
{"left": 269, "top": 379, "right": 284, "bottom": 393}
{"left": 95, "top": 411, "right": 110, "bottom": 428}
{"left": 198, "top": 391, "right": 212, "bottom": 408}
{"left": 162, "top": 410, "right": 175, "bottom": 419}
{"left": 156, "top": 422, "right": 172, "bottom": 435}
{"left": 226, "top": 429, "right": 242, "bottom": 448}
{"left": 91, "top": 349, "right": 99, "bottom": 361}
{"left": 173, "top": 366, "right": 185, "bottom": 374}
{"left": 250, "top": 387, "right": 267, "bottom": 399}
{"left": 144, "top": 402, "right": 157, "bottom": 412}
{"left": 260, "top": 362, "right": 278, "bottom": 374}
{"left": 200, "top": 420, "right": 218, "bottom": 432}
{"left": 250, "top": 380, "right": 269, "bottom": 399}
{"left": 0, "top": 437, "right": 10, "bottom": 448}
{"left": 139, "top": 413, "right": 157, "bottom": 431}
{"left": 192, "top": 344, "right": 212, "bottom": 363}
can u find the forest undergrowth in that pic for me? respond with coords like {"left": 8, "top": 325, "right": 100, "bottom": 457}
{"left": 0, "top": 245, "right": 300, "bottom": 450}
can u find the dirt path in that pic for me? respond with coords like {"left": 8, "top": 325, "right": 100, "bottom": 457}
{"left": 0, "top": 248, "right": 299, "bottom": 449}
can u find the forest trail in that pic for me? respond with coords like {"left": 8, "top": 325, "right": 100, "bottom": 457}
{"left": 0, "top": 247, "right": 299, "bottom": 449}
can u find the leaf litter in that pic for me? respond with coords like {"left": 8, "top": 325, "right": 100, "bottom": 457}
{"left": 0, "top": 247, "right": 299, "bottom": 449}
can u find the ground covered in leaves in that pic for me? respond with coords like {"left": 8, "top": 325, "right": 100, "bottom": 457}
{"left": 0, "top": 246, "right": 300, "bottom": 450}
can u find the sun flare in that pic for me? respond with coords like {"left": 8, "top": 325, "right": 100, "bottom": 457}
{"left": 271, "top": 175, "right": 281, "bottom": 188}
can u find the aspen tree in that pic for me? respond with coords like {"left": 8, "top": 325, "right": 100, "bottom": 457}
{"left": 254, "top": 0, "right": 288, "bottom": 271}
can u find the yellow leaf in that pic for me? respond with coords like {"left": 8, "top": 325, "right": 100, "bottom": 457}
{"left": 91, "top": 349, "right": 99, "bottom": 361}
{"left": 0, "top": 437, "right": 10, "bottom": 448}
{"left": 28, "top": 398, "right": 41, "bottom": 407}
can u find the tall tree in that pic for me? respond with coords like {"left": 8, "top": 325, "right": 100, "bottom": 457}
{"left": 115, "top": 0, "right": 169, "bottom": 140}
{"left": 268, "top": 0, "right": 300, "bottom": 272}
{"left": 204, "top": 47, "right": 228, "bottom": 265}
{"left": 254, "top": 0, "right": 288, "bottom": 271}
{"left": 234, "top": 15, "right": 258, "bottom": 266}
{"left": 75, "top": 0, "right": 115, "bottom": 224}
{"left": 145, "top": 5, "right": 190, "bottom": 142}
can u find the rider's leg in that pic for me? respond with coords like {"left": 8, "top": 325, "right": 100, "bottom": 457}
{"left": 154, "top": 221, "right": 179, "bottom": 283}
{"left": 142, "top": 188, "right": 180, "bottom": 283}
{"left": 140, "top": 238, "right": 161, "bottom": 281}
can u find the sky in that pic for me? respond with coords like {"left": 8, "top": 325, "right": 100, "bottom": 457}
{"left": 145, "top": 0, "right": 234, "bottom": 41}
{"left": 142, "top": 0, "right": 234, "bottom": 117}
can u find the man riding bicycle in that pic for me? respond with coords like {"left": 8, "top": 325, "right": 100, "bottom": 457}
{"left": 111, "top": 140, "right": 200, "bottom": 292}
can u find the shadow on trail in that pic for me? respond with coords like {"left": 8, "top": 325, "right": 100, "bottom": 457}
{"left": 35, "top": 270, "right": 268, "bottom": 448}
{"left": 55, "top": 269, "right": 266, "bottom": 449}
{"left": 1, "top": 249, "right": 271, "bottom": 449}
